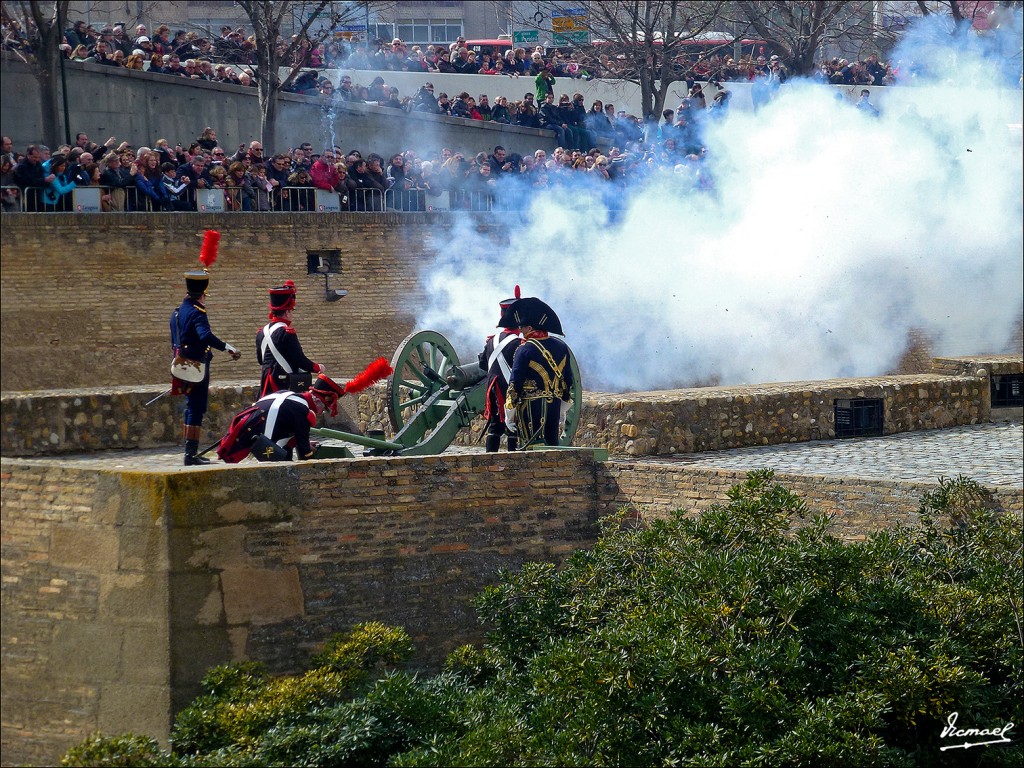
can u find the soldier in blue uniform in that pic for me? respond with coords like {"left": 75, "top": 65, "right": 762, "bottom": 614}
{"left": 171, "top": 269, "right": 241, "bottom": 465}
{"left": 501, "top": 297, "right": 575, "bottom": 448}
{"left": 479, "top": 287, "right": 522, "bottom": 452}
{"left": 256, "top": 280, "right": 325, "bottom": 397}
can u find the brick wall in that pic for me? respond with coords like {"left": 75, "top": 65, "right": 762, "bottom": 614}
{"left": 4, "top": 450, "right": 1021, "bottom": 767}
{"left": 0, "top": 212, "right": 473, "bottom": 392}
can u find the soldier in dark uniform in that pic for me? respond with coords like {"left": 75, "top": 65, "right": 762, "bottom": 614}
{"left": 171, "top": 269, "right": 241, "bottom": 465}
{"left": 502, "top": 297, "right": 575, "bottom": 448}
{"left": 479, "top": 287, "right": 522, "bottom": 452}
{"left": 250, "top": 373, "right": 346, "bottom": 461}
{"left": 256, "top": 280, "right": 325, "bottom": 397}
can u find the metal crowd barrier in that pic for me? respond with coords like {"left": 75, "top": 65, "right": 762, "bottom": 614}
{"left": 1, "top": 183, "right": 619, "bottom": 214}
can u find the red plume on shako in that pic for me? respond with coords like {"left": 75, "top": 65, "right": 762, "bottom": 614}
{"left": 199, "top": 230, "right": 220, "bottom": 268}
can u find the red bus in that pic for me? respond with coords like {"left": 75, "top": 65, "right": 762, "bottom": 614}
{"left": 465, "top": 38, "right": 513, "bottom": 58}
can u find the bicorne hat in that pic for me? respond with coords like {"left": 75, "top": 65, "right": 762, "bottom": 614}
{"left": 497, "top": 296, "right": 563, "bottom": 335}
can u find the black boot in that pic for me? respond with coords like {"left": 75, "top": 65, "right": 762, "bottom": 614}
{"left": 506, "top": 434, "right": 518, "bottom": 452}
{"left": 184, "top": 439, "right": 210, "bottom": 466}
{"left": 485, "top": 433, "right": 501, "bottom": 453}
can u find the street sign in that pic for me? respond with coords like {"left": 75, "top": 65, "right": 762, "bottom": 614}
{"left": 551, "top": 7, "right": 589, "bottom": 46}
{"left": 512, "top": 29, "right": 539, "bottom": 45}
{"left": 334, "top": 24, "right": 367, "bottom": 43}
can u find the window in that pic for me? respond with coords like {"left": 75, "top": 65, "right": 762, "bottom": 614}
{"left": 396, "top": 18, "right": 429, "bottom": 45}
{"left": 369, "top": 23, "right": 393, "bottom": 42}
{"left": 390, "top": 18, "right": 463, "bottom": 46}
{"left": 834, "top": 398, "right": 884, "bottom": 438}
{"left": 432, "top": 19, "right": 464, "bottom": 44}
{"left": 991, "top": 374, "right": 1023, "bottom": 407}
{"left": 307, "top": 250, "right": 341, "bottom": 275}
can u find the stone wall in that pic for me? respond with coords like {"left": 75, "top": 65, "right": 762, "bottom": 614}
{"left": 0, "top": 58, "right": 556, "bottom": 160}
{"left": 3, "top": 450, "right": 1021, "bottom": 767}
{"left": 1, "top": 365, "right": 1001, "bottom": 458}
{"left": 0, "top": 463, "right": 171, "bottom": 767}
{"left": 1, "top": 450, "right": 605, "bottom": 766}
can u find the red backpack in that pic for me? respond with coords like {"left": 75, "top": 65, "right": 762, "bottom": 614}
{"left": 216, "top": 404, "right": 266, "bottom": 463}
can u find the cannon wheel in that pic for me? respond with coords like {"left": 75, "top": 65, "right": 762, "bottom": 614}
{"left": 387, "top": 330, "right": 461, "bottom": 433}
{"left": 387, "top": 329, "right": 583, "bottom": 448}
{"left": 560, "top": 349, "right": 583, "bottom": 446}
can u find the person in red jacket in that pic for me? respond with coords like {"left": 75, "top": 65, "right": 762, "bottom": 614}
{"left": 310, "top": 150, "right": 343, "bottom": 192}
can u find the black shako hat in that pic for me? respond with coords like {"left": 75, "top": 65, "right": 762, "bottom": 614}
{"left": 268, "top": 280, "right": 297, "bottom": 312}
{"left": 497, "top": 297, "right": 563, "bottom": 335}
{"left": 184, "top": 270, "right": 209, "bottom": 295}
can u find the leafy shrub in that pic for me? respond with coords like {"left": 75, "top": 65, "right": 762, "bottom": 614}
{"left": 62, "top": 733, "right": 173, "bottom": 767}
{"left": 170, "top": 622, "right": 414, "bottom": 760}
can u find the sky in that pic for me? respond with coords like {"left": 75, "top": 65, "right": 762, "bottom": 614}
{"left": 415, "top": 12, "right": 1023, "bottom": 392}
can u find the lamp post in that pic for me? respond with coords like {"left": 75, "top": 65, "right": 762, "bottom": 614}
{"left": 58, "top": 49, "right": 71, "bottom": 146}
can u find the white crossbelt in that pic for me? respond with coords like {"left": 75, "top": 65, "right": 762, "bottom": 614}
{"left": 487, "top": 333, "right": 519, "bottom": 384}
{"left": 260, "top": 322, "right": 292, "bottom": 373}
{"left": 263, "top": 391, "right": 307, "bottom": 447}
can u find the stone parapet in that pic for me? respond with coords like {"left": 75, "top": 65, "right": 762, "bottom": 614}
{"left": 3, "top": 365, "right": 1006, "bottom": 458}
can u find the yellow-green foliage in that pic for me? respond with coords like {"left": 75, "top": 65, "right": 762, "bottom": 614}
{"left": 171, "top": 623, "right": 414, "bottom": 755}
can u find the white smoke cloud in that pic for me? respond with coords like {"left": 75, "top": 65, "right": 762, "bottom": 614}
{"left": 417, "top": 13, "right": 1023, "bottom": 392}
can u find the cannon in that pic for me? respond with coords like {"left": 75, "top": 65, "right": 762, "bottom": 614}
{"left": 311, "top": 329, "right": 587, "bottom": 458}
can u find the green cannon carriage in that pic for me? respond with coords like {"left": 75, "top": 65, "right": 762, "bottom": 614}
{"left": 312, "top": 330, "right": 587, "bottom": 458}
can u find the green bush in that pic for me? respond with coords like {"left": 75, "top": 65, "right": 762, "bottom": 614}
{"left": 63, "top": 474, "right": 1022, "bottom": 767}
{"left": 62, "top": 733, "right": 173, "bottom": 767}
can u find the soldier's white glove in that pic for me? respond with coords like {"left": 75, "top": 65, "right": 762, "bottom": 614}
{"left": 504, "top": 407, "right": 517, "bottom": 433}
{"left": 224, "top": 343, "right": 241, "bottom": 360}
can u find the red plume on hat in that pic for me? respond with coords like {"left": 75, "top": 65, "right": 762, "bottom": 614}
{"left": 199, "top": 230, "right": 220, "bottom": 268}
{"left": 499, "top": 284, "right": 521, "bottom": 310}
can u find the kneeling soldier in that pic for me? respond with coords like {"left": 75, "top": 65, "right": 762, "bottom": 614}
{"left": 251, "top": 373, "right": 346, "bottom": 461}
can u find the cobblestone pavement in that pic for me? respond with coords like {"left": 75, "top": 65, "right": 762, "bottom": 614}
{"left": 640, "top": 420, "right": 1023, "bottom": 489}
{"left": 11, "top": 421, "right": 1023, "bottom": 490}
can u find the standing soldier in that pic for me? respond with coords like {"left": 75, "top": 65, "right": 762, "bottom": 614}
{"left": 170, "top": 231, "right": 242, "bottom": 465}
{"left": 502, "top": 296, "right": 574, "bottom": 448}
{"left": 479, "top": 285, "right": 522, "bottom": 452}
{"left": 256, "top": 280, "right": 325, "bottom": 397}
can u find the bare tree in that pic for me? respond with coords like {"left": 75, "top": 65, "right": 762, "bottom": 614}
{"left": 727, "top": 1, "right": 870, "bottom": 76}
{"left": 2, "top": 0, "right": 69, "bottom": 148}
{"left": 238, "top": 1, "right": 391, "bottom": 152}
{"left": 513, "top": 1, "right": 725, "bottom": 120}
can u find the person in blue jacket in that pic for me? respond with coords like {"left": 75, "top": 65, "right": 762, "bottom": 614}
{"left": 42, "top": 153, "right": 77, "bottom": 210}
{"left": 171, "top": 269, "right": 241, "bottom": 465}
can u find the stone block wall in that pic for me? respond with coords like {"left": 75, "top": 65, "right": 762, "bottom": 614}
{"left": 0, "top": 464, "right": 172, "bottom": 767}
{"left": 1, "top": 450, "right": 605, "bottom": 767}
{"left": 0, "top": 365, "right": 1001, "bottom": 458}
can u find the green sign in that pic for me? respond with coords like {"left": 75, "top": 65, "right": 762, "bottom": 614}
{"left": 552, "top": 30, "right": 589, "bottom": 45}
{"left": 513, "top": 29, "right": 539, "bottom": 45}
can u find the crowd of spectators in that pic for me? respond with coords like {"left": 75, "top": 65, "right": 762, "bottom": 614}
{"left": 3, "top": 102, "right": 735, "bottom": 215}
{"left": 0, "top": 9, "right": 906, "bottom": 91}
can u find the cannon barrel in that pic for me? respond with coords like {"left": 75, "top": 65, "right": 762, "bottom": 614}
{"left": 445, "top": 362, "right": 487, "bottom": 391}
